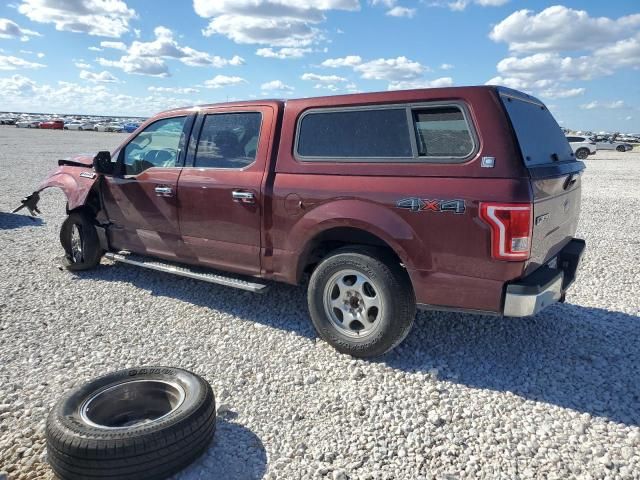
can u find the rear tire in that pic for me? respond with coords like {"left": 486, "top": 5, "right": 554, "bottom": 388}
{"left": 45, "top": 367, "right": 216, "bottom": 480}
{"left": 308, "top": 247, "right": 416, "bottom": 357}
{"left": 616, "top": 145, "right": 625, "bottom": 152}
{"left": 59, "top": 211, "right": 103, "bottom": 271}
{"left": 575, "top": 148, "right": 589, "bottom": 160}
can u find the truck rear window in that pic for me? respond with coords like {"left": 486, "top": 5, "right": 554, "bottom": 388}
{"left": 413, "top": 107, "right": 474, "bottom": 158}
{"left": 498, "top": 87, "right": 575, "bottom": 166}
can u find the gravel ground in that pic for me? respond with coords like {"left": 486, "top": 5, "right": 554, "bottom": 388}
{"left": 1, "top": 126, "right": 639, "bottom": 480}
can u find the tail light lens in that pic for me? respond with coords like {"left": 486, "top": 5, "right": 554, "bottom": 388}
{"left": 479, "top": 203, "right": 532, "bottom": 261}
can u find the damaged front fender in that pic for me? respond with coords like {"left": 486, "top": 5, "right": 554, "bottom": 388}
{"left": 13, "top": 154, "right": 99, "bottom": 216}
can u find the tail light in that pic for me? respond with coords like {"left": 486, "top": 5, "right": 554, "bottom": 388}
{"left": 479, "top": 203, "right": 532, "bottom": 261}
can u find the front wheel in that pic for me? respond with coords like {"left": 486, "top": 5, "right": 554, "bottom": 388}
{"left": 60, "top": 211, "right": 103, "bottom": 271}
{"left": 575, "top": 148, "right": 589, "bottom": 160}
{"left": 308, "top": 247, "right": 416, "bottom": 357}
{"left": 616, "top": 145, "right": 626, "bottom": 152}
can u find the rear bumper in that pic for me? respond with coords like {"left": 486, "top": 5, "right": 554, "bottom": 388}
{"left": 503, "top": 238, "right": 586, "bottom": 317}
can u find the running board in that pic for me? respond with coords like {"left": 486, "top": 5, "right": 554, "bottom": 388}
{"left": 104, "top": 252, "right": 269, "bottom": 293}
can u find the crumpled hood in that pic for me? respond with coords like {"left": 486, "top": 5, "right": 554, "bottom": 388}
{"left": 57, "top": 153, "right": 95, "bottom": 167}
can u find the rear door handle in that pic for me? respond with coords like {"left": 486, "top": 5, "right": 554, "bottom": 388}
{"left": 232, "top": 190, "right": 256, "bottom": 204}
{"left": 154, "top": 186, "right": 173, "bottom": 197}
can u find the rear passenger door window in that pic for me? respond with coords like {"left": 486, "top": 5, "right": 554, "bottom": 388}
{"left": 194, "top": 112, "right": 262, "bottom": 169}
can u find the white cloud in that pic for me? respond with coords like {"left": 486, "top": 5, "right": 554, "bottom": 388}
{"left": 354, "top": 56, "right": 425, "bottom": 81}
{"left": 193, "top": 0, "right": 359, "bottom": 47}
{"left": 74, "top": 61, "right": 91, "bottom": 69}
{"left": 440, "top": 63, "right": 454, "bottom": 70}
{"left": 490, "top": 6, "right": 640, "bottom": 53}
{"left": 428, "top": 0, "right": 508, "bottom": 11}
{"left": 100, "top": 41, "right": 127, "bottom": 51}
{"left": 0, "top": 74, "right": 205, "bottom": 116}
{"left": 0, "top": 54, "right": 45, "bottom": 70}
{"left": 386, "top": 6, "right": 416, "bottom": 18}
{"left": 97, "top": 26, "right": 244, "bottom": 77}
{"left": 80, "top": 69, "right": 118, "bottom": 83}
{"left": 0, "top": 18, "right": 40, "bottom": 41}
{"left": 301, "top": 72, "right": 347, "bottom": 83}
{"left": 261, "top": 79, "right": 294, "bottom": 92}
{"left": 36, "top": 52, "right": 44, "bottom": 58}
{"left": 537, "top": 87, "right": 585, "bottom": 99}
{"left": 256, "top": 47, "right": 312, "bottom": 59}
{"left": 88, "top": 46, "right": 103, "bottom": 52}
{"left": 203, "top": 75, "right": 247, "bottom": 89}
{"left": 17, "top": 0, "right": 136, "bottom": 38}
{"left": 388, "top": 76, "right": 453, "bottom": 90}
{"left": 321, "top": 55, "right": 362, "bottom": 68}
{"left": 580, "top": 100, "right": 625, "bottom": 110}
{"left": 98, "top": 55, "right": 169, "bottom": 77}
{"left": 148, "top": 86, "right": 199, "bottom": 94}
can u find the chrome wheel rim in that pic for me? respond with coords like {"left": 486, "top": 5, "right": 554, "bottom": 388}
{"left": 80, "top": 380, "right": 185, "bottom": 429}
{"left": 323, "top": 269, "right": 383, "bottom": 338}
{"left": 70, "top": 224, "right": 83, "bottom": 263}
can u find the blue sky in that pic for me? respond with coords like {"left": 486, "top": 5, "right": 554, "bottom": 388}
{"left": 0, "top": 0, "right": 638, "bottom": 132}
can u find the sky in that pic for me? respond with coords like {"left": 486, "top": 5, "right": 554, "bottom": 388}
{"left": 0, "top": 0, "right": 638, "bottom": 133}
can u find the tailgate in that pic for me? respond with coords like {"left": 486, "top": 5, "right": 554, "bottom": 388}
{"left": 497, "top": 86, "right": 585, "bottom": 273}
{"left": 527, "top": 170, "right": 582, "bottom": 273}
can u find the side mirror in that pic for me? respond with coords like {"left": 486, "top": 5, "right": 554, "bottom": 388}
{"left": 93, "top": 151, "right": 114, "bottom": 175}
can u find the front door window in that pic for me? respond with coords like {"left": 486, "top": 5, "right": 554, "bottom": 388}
{"left": 122, "top": 116, "right": 187, "bottom": 175}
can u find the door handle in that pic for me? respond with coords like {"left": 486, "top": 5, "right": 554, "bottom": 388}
{"left": 154, "top": 186, "right": 173, "bottom": 197}
{"left": 232, "top": 190, "right": 256, "bottom": 204}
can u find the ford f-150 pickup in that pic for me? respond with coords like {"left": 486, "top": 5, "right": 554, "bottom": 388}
{"left": 16, "top": 86, "right": 586, "bottom": 357}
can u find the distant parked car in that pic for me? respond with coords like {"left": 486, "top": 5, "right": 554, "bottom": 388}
{"left": 65, "top": 121, "right": 95, "bottom": 131}
{"left": 566, "top": 135, "right": 596, "bottom": 159}
{"left": 0, "top": 116, "right": 17, "bottom": 125}
{"left": 40, "top": 120, "right": 65, "bottom": 130}
{"left": 122, "top": 122, "right": 140, "bottom": 133}
{"left": 592, "top": 138, "right": 633, "bottom": 152}
{"left": 94, "top": 122, "right": 123, "bottom": 132}
{"left": 15, "top": 119, "right": 41, "bottom": 128}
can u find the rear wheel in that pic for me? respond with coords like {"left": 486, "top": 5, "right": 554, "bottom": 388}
{"left": 575, "top": 148, "right": 589, "bottom": 160}
{"left": 60, "top": 211, "right": 103, "bottom": 271}
{"left": 616, "top": 145, "right": 625, "bottom": 152}
{"left": 308, "top": 247, "right": 415, "bottom": 357}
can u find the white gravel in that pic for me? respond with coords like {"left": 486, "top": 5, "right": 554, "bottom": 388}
{"left": 1, "top": 127, "right": 639, "bottom": 480}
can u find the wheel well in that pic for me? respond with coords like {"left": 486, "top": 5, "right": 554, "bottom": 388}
{"left": 66, "top": 188, "right": 101, "bottom": 218}
{"left": 300, "top": 227, "right": 403, "bottom": 278}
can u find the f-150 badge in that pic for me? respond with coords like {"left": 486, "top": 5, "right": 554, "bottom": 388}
{"left": 396, "top": 197, "right": 466, "bottom": 214}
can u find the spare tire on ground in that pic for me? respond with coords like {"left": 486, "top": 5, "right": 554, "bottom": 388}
{"left": 45, "top": 367, "right": 216, "bottom": 480}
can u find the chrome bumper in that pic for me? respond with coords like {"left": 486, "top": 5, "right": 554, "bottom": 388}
{"left": 503, "top": 238, "right": 586, "bottom": 317}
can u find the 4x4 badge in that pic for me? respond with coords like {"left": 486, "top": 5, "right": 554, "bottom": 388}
{"left": 396, "top": 197, "right": 465, "bottom": 214}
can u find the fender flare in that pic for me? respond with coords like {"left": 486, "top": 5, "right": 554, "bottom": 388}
{"left": 288, "top": 199, "right": 429, "bottom": 280}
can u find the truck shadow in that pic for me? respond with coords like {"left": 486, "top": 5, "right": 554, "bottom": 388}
{"left": 384, "top": 303, "right": 640, "bottom": 427}
{"left": 172, "top": 419, "right": 267, "bottom": 480}
{"left": 0, "top": 211, "right": 44, "bottom": 230}
{"left": 83, "top": 263, "right": 639, "bottom": 427}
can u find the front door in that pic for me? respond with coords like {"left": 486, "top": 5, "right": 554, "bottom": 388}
{"left": 176, "top": 107, "right": 274, "bottom": 276}
{"left": 102, "top": 114, "right": 192, "bottom": 258}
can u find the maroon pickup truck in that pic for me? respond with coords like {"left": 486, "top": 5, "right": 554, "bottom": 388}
{"left": 17, "top": 86, "right": 585, "bottom": 357}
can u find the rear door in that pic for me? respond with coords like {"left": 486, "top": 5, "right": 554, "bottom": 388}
{"left": 176, "top": 106, "right": 274, "bottom": 276}
{"left": 498, "top": 87, "right": 585, "bottom": 272}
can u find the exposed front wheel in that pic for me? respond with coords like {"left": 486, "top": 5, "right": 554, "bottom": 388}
{"left": 308, "top": 247, "right": 416, "bottom": 357}
{"left": 60, "top": 211, "right": 103, "bottom": 271}
{"left": 575, "top": 148, "right": 589, "bottom": 160}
